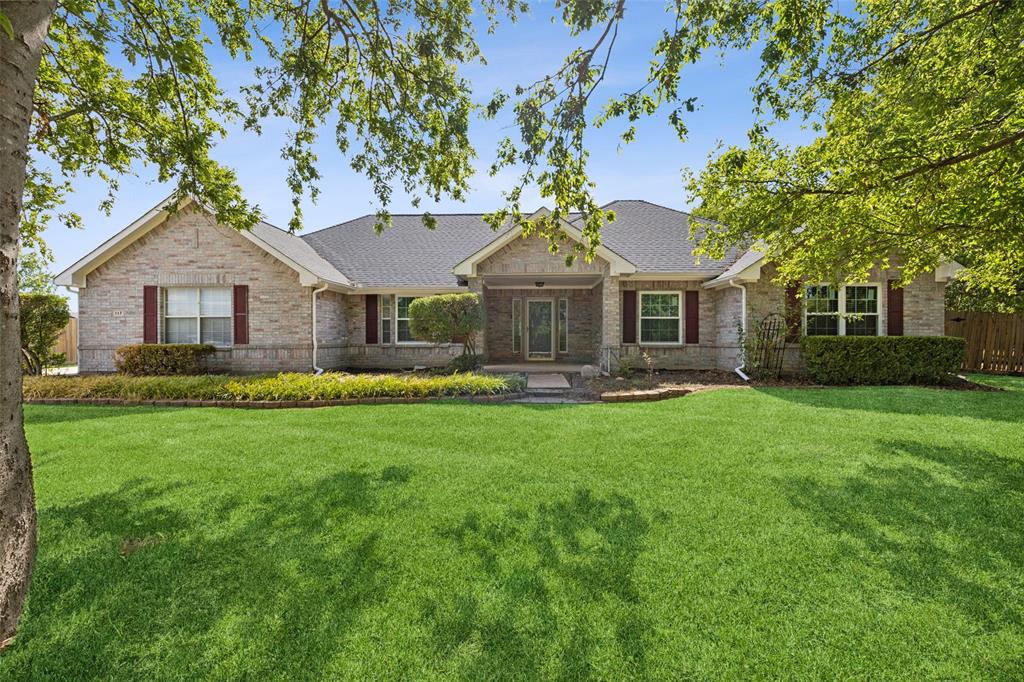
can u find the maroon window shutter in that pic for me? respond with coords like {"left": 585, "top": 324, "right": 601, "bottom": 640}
{"left": 622, "top": 290, "right": 637, "bottom": 344}
{"left": 887, "top": 280, "right": 904, "bottom": 336}
{"left": 365, "top": 294, "right": 379, "bottom": 344}
{"left": 233, "top": 285, "right": 249, "bottom": 345}
{"left": 143, "top": 286, "right": 158, "bottom": 343}
{"left": 785, "top": 283, "right": 801, "bottom": 342}
{"left": 685, "top": 291, "right": 700, "bottom": 344}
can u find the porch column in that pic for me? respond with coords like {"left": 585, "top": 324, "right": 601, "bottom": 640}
{"left": 601, "top": 275, "right": 620, "bottom": 369}
{"left": 467, "top": 277, "right": 486, "bottom": 359}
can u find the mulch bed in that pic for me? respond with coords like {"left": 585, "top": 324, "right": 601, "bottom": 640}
{"left": 583, "top": 369, "right": 1002, "bottom": 401}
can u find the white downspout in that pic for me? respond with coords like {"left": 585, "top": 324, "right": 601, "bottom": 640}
{"left": 311, "top": 282, "right": 328, "bottom": 375}
{"left": 728, "top": 279, "right": 750, "bottom": 381}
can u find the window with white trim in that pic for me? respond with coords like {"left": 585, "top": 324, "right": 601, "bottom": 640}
{"left": 804, "top": 284, "right": 879, "bottom": 336}
{"left": 638, "top": 291, "right": 681, "bottom": 344}
{"left": 164, "top": 287, "right": 232, "bottom": 346}
{"left": 511, "top": 298, "right": 522, "bottom": 354}
{"left": 396, "top": 296, "right": 420, "bottom": 343}
{"left": 379, "top": 295, "right": 392, "bottom": 344}
{"left": 558, "top": 298, "right": 568, "bottom": 353}
{"left": 843, "top": 285, "right": 880, "bottom": 336}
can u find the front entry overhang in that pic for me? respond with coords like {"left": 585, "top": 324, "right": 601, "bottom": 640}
{"left": 481, "top": 273, "right": 604, "bottom": 290}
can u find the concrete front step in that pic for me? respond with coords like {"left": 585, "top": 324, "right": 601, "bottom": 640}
{"left": 526, "top": 388, "right": 571, "bottom": 396}
{"left": 526, "top": 373, "right": 572, "bottom": 391}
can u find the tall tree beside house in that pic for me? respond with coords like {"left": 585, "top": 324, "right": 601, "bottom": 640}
{"left": 1, "top": 0, "right": 1022, "bottom": 644}
{"left": 18, "top": 293, "right": 70, "bottom": 376}
{"left": 15, "top": 250, "right": 54, "bottom": 294}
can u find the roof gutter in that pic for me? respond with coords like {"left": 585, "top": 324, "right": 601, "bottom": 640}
{"left": 311, "top": 282, "right": 329, "bottom": 375}
{"left": 728, "top": 279, "right": 750, "bottom": 382}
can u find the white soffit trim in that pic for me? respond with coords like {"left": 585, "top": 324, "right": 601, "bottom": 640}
{"left": 702, "top": 262, "right": 764, "bottom": 289}
{"left": 452, "top": 207, "right": 637, "bottom": 277}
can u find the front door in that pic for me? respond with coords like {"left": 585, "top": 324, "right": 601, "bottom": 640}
{"left": 526, "top": 299, "right": 554, "bottom": 360}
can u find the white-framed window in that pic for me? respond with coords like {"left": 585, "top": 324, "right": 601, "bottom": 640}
{"left": 512, "top": 298, "right": 522, "bottom": 354}
{"left": 164, "top": 287, "right": 232, "bottom": 346}
{"left": 379, "top": 295, "right": 392, "bottom": 344}
{"left": 638, "top": 291, "right": 682, "bottom": 344}
{"left": 804, "top": 284, "right": 880, "bottom": 336}
{"left": 396, "top": 296, "right": 421, "bottom": 344}
{"left": 558, "top": 298, "right": 568, "bottom": 353}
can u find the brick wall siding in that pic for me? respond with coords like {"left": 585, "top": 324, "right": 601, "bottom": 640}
{"left": 315, "top": 290, "right": 348, "bottom": 370}
{"left": 617, "top": 280, "right": 718, "bottom": 370}
{"left": 477, "top": 234, "right": 610, "bottom": 275}
{"left": 343, "top": 294, "right": 463, "bottom": 368}
{"left": 78, "top": 208, "right": 315, "bottom": 373}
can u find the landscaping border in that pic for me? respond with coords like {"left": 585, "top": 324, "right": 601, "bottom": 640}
{"left": 25, "top": 392, "right": 528, "bottom": 408}
{"left": 599, "top": 387, "right": 691, "bottom": 402}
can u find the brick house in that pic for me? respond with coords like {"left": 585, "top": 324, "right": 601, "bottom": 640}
{"left": 56, "top": 195, "right": 960, "bottom": 374}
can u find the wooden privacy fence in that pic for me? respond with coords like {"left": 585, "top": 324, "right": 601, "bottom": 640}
{"left": 52, "top": 316, "right": 78, "bottom": 366}
{"left": 945, "top": 311, "right": 1024, "bottom": 374}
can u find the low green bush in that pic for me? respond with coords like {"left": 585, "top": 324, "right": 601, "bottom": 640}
{"left": 800, "top": 336, "right": 966, "bottom": 385}
{"left": 23, "top": 371, "right": 524, "bottom": 402}
{"left": 23, "top": 375, "right": 239, "bottom": 401}
{"left": 115, "top": 344, "right": 216, "bottom": 376}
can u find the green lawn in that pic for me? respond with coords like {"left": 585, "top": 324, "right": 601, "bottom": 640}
{"left": 5, "top": 385, "right": 1024, "bottom": 679}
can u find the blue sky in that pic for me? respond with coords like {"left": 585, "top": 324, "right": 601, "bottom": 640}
{"left": 42, "top": 1, "right": 811, "bottom": 285}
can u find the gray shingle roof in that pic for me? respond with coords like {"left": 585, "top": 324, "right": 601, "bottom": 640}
{"left": 578, "top": 200, "right": 743, "bottom": 274}
{"left": 300, "top": 201, "right": 743, "bottom": 288}
{"left": 250, "top": 221, "right": 353, "bottom": 285}
{"left": 301, "top": 214, "right": 517, "bottom": 288}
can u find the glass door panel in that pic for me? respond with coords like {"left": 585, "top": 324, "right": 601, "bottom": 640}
{"left": 527, "top": 300, "right": 553, "bottom": 360}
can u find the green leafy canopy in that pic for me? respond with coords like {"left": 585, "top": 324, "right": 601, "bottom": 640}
{"left": 12, "top": 0, "right": 1024, "bottom": 290}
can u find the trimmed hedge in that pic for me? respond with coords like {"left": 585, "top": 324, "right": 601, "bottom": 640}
{"left": 800, "top": 336, "right": 966, "bottom": 385}
{"left": 23, "top": 372, "right": 524, "bottom": 402}
{"left": 115, "top": 344, "right": 216, "bottom": 376}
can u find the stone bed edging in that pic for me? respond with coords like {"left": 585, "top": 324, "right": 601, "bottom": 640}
{"left": 599, "top": 386, "right": 691, "bottom": 402}
{"left": 25, "top": 392, "right": 528, "bottom": 408}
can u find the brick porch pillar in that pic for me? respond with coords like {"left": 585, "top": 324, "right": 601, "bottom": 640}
{"left": 467, "top": 277, "right": 486, "bottom": 359}
{"left": 600, "top": 276, "right": 620, "bottom": 370}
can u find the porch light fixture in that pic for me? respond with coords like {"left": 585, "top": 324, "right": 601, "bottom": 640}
{"left": 534, "top": 281, "right": 545, "bottom": 288}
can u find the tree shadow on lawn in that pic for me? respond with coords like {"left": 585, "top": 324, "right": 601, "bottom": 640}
{"left": 423, "top": 488, "right": 658, "bottom": 680}
{"left": 4, "top": 465, "right": 413, "bottom": 679}
{"left": 755, "top": 385, "right": 1024, "bottom": 423}
{"left": 782, "top": 439, "right": 1024, "bottom": 637}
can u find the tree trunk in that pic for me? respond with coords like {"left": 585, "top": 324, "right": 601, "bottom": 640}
{"left": 0, "top": 0, "right": 56, "bottom": 647}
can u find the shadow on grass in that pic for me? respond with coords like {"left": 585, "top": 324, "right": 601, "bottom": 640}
{"left": 782, "top": 439, "right": 1024, "bottom": 633}
{"left": 755, "top": 385, "right": 1024, "bottom": 423}
{"left": 4, "top": 466, "right": 413, "bottom": 679}
{"left": 424, "top": 489, "right": 655, "bottom": 679}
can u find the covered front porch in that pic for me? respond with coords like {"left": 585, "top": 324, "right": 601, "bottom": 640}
{"left": 475, "top": 273, "right": 608, "bottom": 365}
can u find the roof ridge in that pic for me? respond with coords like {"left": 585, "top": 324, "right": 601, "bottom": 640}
{"left": 301, "top": 212, "right": 499, "bottom": 239}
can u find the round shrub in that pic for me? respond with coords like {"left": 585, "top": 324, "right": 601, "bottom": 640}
{"left": 114, "top": 344, "right": 216, "bottom": 376}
